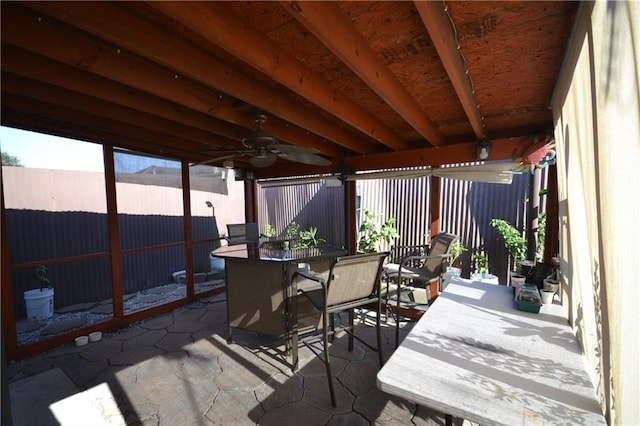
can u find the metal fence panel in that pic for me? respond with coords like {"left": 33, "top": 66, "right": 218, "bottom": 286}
{"left": 257, "top": 169, "right": 549, "bottom": 284}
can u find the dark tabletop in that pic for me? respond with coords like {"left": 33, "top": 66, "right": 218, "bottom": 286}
{"left": 212, "top": 243, "right": 346, "bottom": 262}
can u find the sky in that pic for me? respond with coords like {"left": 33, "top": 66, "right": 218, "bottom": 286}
{"left": 0, "top": 126, "right": 104, "bottom": 172}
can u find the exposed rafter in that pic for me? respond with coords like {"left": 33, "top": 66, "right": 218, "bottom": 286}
{"left": 415, "top": 0, "right": 486, "bottom": 139}
{"left": 147, "top": 1, "right": 409, "bottom": 152}
{"left": 1, "top": 1, "right": 579, "bottom": 175}
{"left": 282, "top": 1, "right": 444, "bottom": 147}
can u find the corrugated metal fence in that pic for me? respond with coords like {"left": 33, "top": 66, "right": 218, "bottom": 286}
{"left": 258, "top": 170, "right": 548, "bottom": 284}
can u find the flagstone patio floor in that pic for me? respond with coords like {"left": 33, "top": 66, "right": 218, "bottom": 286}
{"left": 7, "top": 291, "right": 469, "bottom": 425}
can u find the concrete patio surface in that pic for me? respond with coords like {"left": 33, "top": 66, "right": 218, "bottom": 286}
{"left": 7, "top": 292, "right": 468, "bottom": 425}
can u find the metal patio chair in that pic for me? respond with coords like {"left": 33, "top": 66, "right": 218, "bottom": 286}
{"left": 294, "top": 251, "right": 389, "bottom": 407}
{"left": 382, "top": 233, "right": 459, "bottom": 347}
{"left": 225, "top": 222, "right": 260, "bottom": 245}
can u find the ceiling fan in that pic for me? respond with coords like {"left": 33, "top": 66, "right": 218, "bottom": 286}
{"left": 201, "top": 110, "right": 331, "bottom": 168}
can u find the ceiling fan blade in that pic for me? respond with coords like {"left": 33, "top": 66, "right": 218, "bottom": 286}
{"left": 198, "top": 144, "right": 248, "bottom": 153}
{"left": 277, "top": 152, "right": 331, "bottom": 166}
{"left": 189, "top": 153, "right": 242, "bottom": 167}
{"left": 269, "top": 144, "right": 321, "bottom": 155}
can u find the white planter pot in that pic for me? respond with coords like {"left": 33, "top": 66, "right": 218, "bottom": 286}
{"left": 540, "top": 290, "right": 554, "bottom": 305}
{"left": 510, "top": 273, "right": 526, "bottom": 288}
{"left": 543, "top": 278, "right": 559, "bottom": 294}
{"left": 443, "top": 267, "right": 462, "bottom": 291}
{"left": 24, "top": 288, "right": 54, "bottom": 320}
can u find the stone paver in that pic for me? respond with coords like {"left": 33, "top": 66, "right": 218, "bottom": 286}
{"left": 91, "top": 304, "right": 114, "bottom": 314}
{"left": 56, "top": 301, "right": 98, "bottom": 314}
{"left": 8, "top": 293, "right": 464, "bottom": 426}
{"left": 15, "top": 321, "right": 41, "bottom": 333}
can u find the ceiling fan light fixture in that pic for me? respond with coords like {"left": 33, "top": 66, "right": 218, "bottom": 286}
{"left": 477, "top": 138, "right": 492, "bottom": 160}
{"left": 249, "top": 153, "right": 277, "bottom": 168}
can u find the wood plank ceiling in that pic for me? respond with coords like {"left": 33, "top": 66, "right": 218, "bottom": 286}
{"left": 1, "top": 1, "right": 579, "bottom": 179}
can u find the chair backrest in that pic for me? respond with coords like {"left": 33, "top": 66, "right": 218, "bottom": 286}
{"left": 389, "top": 244, "right": 430, "bottom": 265}
{"left": 226, "top": 223, "right": 260, "bottom": 245}
{"left": 326, "top": 252, "right": 389, "bottom": 306}
{"left": 420, "top": 233, "right": 459, "bottom": 277}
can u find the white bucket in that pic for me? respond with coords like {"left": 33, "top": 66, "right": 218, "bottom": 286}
{"left": 24, "top": 288, "right": 54, "bottom": 320}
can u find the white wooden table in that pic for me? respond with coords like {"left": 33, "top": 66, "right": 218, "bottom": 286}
{"left": 377, "top": 279, "right": 606, "bottom": 426}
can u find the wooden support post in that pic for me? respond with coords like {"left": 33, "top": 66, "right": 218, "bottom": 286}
{"left": 104, "top": 145, "right": 124, "bottom": 320}
{"left": 543, "top": 165, "right": 559, "bottom": 262}
{"left": 244, "top": 172, "right": 257, "bottom": 223}
{"left": 526, "top": 168, "right": 541, "bottom": 261}
{"left": 182, "top": 159, "right": 194, "bottom": 298}
{"left": 346, "top": 180, "right": 357, "bottom": 254}
{"left": 430, "top": 176, "right": 441, "bottom": 240}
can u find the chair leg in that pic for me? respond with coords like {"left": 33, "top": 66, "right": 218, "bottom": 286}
{"left": 291, "top": 329, "right": 299, "bottom": 372}
{"left": 322, "top": 308, "right": 336, "bottom": 407}
{"left": 395, "top": 284, "right": 401, "bottom": 348}
{"left": 348, "top": 308, "right": 354, "bottom": 352}
{"left": 329, "top": 312, "right": 335, "bottom": 342}
{"left": 376, "top": 300, "right": 384, "bottom": 367}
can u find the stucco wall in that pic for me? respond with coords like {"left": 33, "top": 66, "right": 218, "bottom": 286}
{"left": 552, "top": 2, "right": 640, "bottom": 424}
{"left": 2, "top": 166, "right": 245, "bottom": 231}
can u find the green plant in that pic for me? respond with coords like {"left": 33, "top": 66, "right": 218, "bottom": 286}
{"left": 490, "top": 218, "right": 527, "bottom": 270}
{"left": 472, "top": 253, "right": 488, "bottom": 274}
{"left": 357, "top": 209, "right": 399, "bottom": 253}
{"left": 297, "top": 226, "right": 326, "bottom": 248}
{"left": 285, "top": 221, "right": 326, "bottom": 249}
{"left": 449, "top": 241, "right": 468, "bottom": 268}
{"left": 286, "top": 222, "right": 300, "bottom": 241}
{"left": 35, "top": 265, "right": 52, "bottom": 289}
{"left": 264, "top": 224, "right": 276, "bottom": 238}
{"left": 536, "top": 211, "right": 546, "bottom": 262}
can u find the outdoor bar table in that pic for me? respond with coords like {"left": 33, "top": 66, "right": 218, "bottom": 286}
{"left": 376, "top": 278, "right": 606, "bottom": 426}
{"left": 212, "top": 243, "right": 346, "bottom": 369}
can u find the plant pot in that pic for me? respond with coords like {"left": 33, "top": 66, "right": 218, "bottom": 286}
{"left": 510, "top": 273, "right": 527, "bottom": 295}
{"left": 510, "top": 273, "right": 527, "bottom": 290}
{"left": 540, "top": 290, "right": 554, "bottom": 305}
{"left": 543, "top": 278, "right": 559, "bottom": 294}
{"left": 443, "top": 267, "right": 461, "bottom": 291}
{"left": 24, "top": 288, "right": 54, "bottom": 320}
{"left": 446, "top": 266, "right": 461, "bottom": 276}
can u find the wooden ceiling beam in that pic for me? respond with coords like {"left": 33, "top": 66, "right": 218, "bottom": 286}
{"left": 147, "top": 1, "right": 409, "bottom": 152}
{"left": 2, "top": 93, "right": 205, "bottom": 161}
{"left": 2, "top": 72, "right": 241, "bottom": 153}
{"left": 18, "top": 1, "right": 357, "bottom": 156}
{"left": 414, "top": 1, "right": 486, "bottom": 140}
{"left": 2, "top": 6, "right": 245, "bottom": 125}
{"left": 256, "top": 137, "right": 526, "bottom": 179}
{"left": 282, "top": 1, "right": 444, "bottom": 147}
{"left": 1, "top": 46, "right": 248, "bottom": 148}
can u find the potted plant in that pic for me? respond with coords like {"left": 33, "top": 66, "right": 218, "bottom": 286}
{"left": 286, "top": 221, "right": 326, "bottom": 249}
{"left": 472, "top": 253, "right": 488, "bottom": 278}
{"left": 490, "top": 219, "right": 527, "bottom": 271}
{"left": 448, "top": 240, "right": 468, "bottom": 273}
{"left": 540, "top": 282, "right": 555, "bottom": 305}
{"left": 357, "top": 209, "right": 399, "bottom": 253}
{"left": 24, "top": 265, "right": 55, "bottom": 320}
{"left": 543, "top": 276, "right": 559, "bottom": 295}
{"left": 490, "top": 218, "right": 531, "bottom": 284}
{"left": 297, "top": 225, "right": 326, "bottom": 248}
